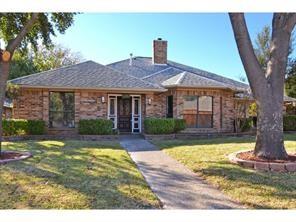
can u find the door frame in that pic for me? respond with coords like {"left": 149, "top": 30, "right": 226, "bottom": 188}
{"left": 107, "top": 94, "right": 141, "bottom": 133}
{"left": 131, "top": 95, "right": 141, "bottom": 133}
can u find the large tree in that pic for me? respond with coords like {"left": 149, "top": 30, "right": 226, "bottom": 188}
{"left": 229, "top": 13, "right": 296, "bottom": 160}
{"left": 0, "top": 13, "right": 76, "bottom": 155}
{"left": 9, "top": 44, "right": 82, "bottom": 80}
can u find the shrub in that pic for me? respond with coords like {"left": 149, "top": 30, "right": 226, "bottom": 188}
{"left": 2, "top": 119, "right": 46, "bottom": 136}
{"left": 144, "top": 118, "right": 186, "bottom": 134}
{"left": 284, "top": 115, "right": 296, "bottom": 131}
{"left": 2, "top": 119, "right": 28, "bottom": 136}
{"left": 174, "top": 119, "right": 186, "bottom": 133}
{"left": 78, "top": 119, "right": 113, "bottom": 135}
{"left": 27, "top": 120, "right": 45, "bottom": 135}
{"left": 239, "top": 118, "right": 253, "bottom": 132}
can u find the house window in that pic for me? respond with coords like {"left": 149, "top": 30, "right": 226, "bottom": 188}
{"left": 183, "top": 95, "right": 213, "bottom": 128}
{"left": 166, "top": 95, "right": 173, "bottom": 118}
{"left": 49, "top": 92, "right": 75, "bottom": 128}
{"left": 197, "top": 96, "right": 213, "bottom": 128}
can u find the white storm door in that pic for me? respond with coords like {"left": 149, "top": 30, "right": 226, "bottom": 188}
{"left": 131, "top": 95, "right": 141, "bottom": 133}
{"left": 108, "top": 96, "right": 118, "bottom": 129}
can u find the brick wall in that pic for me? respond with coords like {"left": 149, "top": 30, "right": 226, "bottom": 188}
{"left": 13, "top": 87, "right": 235, "bottom": 133}
{"left": 13, "top": 88, "right": 44, "bottom": 120}
{"left": 142, "top": 88, "right": 235, "bottom": 132}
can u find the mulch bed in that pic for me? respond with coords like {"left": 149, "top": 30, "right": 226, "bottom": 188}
{"left": 0, "top": 152, "right": 24, "bottom": 160}
{"left": 237, "top": 151, "right": 296, "bottom": 163}
{"left": 0, "top": 151, "right": 32, "bottom": 164}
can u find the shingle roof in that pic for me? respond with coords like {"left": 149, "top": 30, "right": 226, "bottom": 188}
{"left": 108, "top": 57, "right": 169, "bottom": 79}
{"left": 162, "top": 71, "right": 231, "bottom": 88}
{"left": 108, "top": 57, "right": 248, "bottom": 91}
{"left": 11, "top": 56, "right": 249, "bottom": 92}
{"left": 10, "top": 60, "right": 163, "bottom": 91}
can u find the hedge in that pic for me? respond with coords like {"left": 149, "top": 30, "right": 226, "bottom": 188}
{"left": 2, "top": 119, "right": 45, "bottom": 136}
{"left": 174, "top": 119, "right": 186, "bottom": 132}
{"left": 284, "top": 115, "right": 296, "bottom": 131}
{"left": 144, "top": 118, "right": 186, "bottom": 134}
{"left": 27, "top": 120, "right": 45, "bottom": 135}
{"left": 78, "top": 119, "right": 113, "bottom": 135}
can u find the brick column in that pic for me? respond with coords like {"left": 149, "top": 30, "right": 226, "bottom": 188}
{"left": 42, "top": 90, "right": 49, "bottom": 125}
{"left": 74, "top": 91, "right": 81, "bottom": 125}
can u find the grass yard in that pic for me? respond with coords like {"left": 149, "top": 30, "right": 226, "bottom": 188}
{"left": 0, "top": 140, "right": 161, "bottom": 209}
{"left": 154, "top": 134, "right": 296, "bottom": 209}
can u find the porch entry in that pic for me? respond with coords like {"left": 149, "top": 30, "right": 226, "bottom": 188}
{"left": 108, "top": 94, "right": 141, "bottom": 133}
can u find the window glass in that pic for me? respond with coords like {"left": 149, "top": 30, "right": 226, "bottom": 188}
{"left": 183, "top": 96, "right": 197, "bottom": 112}
{"left": 198, "top": 96, "right": 213, "bottom": 112}
{"left": 49, "top": 92, "right": 74, "bottom": 128}
{"left": 166, "top": 95, "right": 173, "bottom": 118}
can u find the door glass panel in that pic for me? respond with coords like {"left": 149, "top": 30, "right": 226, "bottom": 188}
{"left": 134, "top": 99, "right": 139, "bottom": 115}
{"left": 110, "top": 99, "right": 115, "bottom": 115}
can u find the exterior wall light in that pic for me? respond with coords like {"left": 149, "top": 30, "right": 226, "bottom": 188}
{"left": 101, "top": 96, "right": 105, "bottom": 103}
{"left": 148, "top": 98, "right": 152, "bottom": 105}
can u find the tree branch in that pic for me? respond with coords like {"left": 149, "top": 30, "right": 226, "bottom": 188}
{"left": 6, "top": 13, "right": 39, "bottom": 53}
{"left": 229, "top": 13, "right": 267, "bottom": 99}
{"left": 285, "top": 13, "right": 296, "bottom": 32}
{"left": 267, "top": 13, "right": 295, "bottom": 97}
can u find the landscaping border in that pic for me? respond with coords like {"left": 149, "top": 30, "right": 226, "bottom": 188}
{"left": 0, "top": 151, "right": 32, "bottom": 164}
{"left": 228, "top": 150, "right": 296, "bottom": 173}
{"left": 144, "top": 132, "right": 256, "bottom": 140}
{"left": 3, "top": 134, "right": 119, "bottom": 142}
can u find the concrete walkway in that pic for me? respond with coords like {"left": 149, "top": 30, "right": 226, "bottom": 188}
{"left": 120, "top": 136, "right": 243, "bottom": 209}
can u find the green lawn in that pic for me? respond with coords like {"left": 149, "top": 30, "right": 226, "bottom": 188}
{"left": 153, "top": 134, "right": 296, "bottom": 209}
{"left": 0, "top": 140, "right": 161, "bottom": 209}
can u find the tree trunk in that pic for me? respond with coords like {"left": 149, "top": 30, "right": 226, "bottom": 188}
{"left": 254, "top": 96, "right": 288, "bottom": 159}
{"left": 229, "top": 13, "right": 296, "bottom": 160}
{"left": 0, "top": 61, "right": 10, "bottom": 155}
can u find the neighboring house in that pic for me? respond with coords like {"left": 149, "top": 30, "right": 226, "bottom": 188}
{"left": 9, "top": 38, "right": 294, "bottom": 134}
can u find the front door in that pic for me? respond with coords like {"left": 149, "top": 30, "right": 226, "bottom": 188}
{"left": 117, "top": 97, "right": 131, "bottom": 132}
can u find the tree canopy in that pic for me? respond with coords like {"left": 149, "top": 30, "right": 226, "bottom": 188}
{"left": 0, "top": 13, "right": 76, "bottom": 52}
{"left": 9, "top": 44, "right": 83, "bottom": 79}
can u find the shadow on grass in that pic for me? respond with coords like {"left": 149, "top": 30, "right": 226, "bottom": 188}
{"left": 156, "top": 133, "right": 296, "bottom": 149}
{"left": 193, "top": 163, "right": 296, "bottom": 209}
{"left": 0, "top": 140, "right": 161, "bottom": 209}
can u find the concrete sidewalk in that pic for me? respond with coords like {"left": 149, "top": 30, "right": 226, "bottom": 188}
{"left": 120, "top": 137, "right": 243, "bottom": 209}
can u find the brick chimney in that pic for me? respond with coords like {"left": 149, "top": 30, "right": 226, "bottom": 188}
{"left": 153, "top": 38, "right": 167, "bottom": 64}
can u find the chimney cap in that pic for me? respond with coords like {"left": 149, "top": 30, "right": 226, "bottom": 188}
{"left": 157, "top": 38, "right": 162, "bottom": 41}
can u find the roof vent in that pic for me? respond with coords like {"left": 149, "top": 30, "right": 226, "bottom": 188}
{"left": 129, "top": 53, "right": 133, "bottom": 66}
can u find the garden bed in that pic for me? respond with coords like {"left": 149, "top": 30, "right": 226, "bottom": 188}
{"left": 0, "top": 151, "right": 32, "bottom": 164}
{"left": 229, "top": 150, "right": 296, "bottom": 172}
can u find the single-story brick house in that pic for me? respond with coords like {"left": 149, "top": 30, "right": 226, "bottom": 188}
{"left": 9, "top": 38, "right": 295, "bottom": 134}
